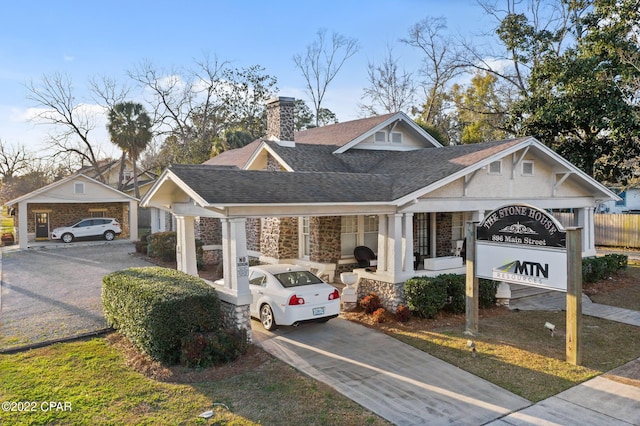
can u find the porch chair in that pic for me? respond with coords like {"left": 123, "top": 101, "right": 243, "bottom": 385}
{"left": 354, "top": 246, "right": 377, "bottom": 268}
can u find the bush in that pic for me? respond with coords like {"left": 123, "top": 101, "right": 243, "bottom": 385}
{"left": 478, "top": 279, "right": 499, "bottom": 308}
{"left": 404, "top": 276, "right": 447, "bottom": 318}
{"left": 582, "top": 254, "right": 628, "bottom": 283}
{"left": 180, "top": 329, "right": 248, "bottom": 368}
{"left": 372, "top": 308, "right": 387, "bottom": 323}
{"left": 146, "top": 231, "right": 204, "bottom": 269}
{"left": 102, "top": 266, "right": 223, "bottom": 365}
{"left": 405, "top": 274, "right": 498, "bottom": 317}
{"left": 359, "top": 292, "right": 383, "bottom": 314}
{"left": 395, "top": 305, "right": 411, "bottom": 322}
{"left": 147, "top": 232, "right": 177, "bottom": 261}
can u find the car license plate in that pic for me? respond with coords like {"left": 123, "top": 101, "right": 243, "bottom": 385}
{"left": 313, "top": 307, "right": 325, "bottom": 316}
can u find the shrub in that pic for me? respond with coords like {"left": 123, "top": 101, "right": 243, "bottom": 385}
{"left": 582, "top": 254, "right": 628, "bottom": 283}
{"left": 180, "top": 329, "right": 248, "bottom": 368}
{"left": 404, "top": 276, "right": 447, "bottom": 318}
{"left": 395, "top": 305, "right": 411, "bottom": 322}
{"left": 146, "top": 231, "right": 204, "bottom": 269}
{"left": 440, "top": 274, "right": 466, "bottom": 314}
{"left": 478, "top": 279, "right": 499, "bottom": 308}
{"left": 359, "top": 292, "right": 383, "bottom": 314}
{"left": 147, "top": 232, "right": 177, "bottom": 261}
{"left": 102, "top": 266, "right": 223, "bottom": 365}
{"left": 372, "top": 308, "right": 387, "bottom": 323}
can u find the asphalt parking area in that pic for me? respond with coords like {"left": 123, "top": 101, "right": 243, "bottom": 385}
{"left": 0, "top": 242, "right": 152, "bottom": 350}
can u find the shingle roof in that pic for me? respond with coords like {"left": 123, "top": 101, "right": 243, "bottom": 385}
{"left": 293, "top": 113, "right": 396, "bottom": 146}
{"left": 169, "top": 138, "right": 526, "bottom": 205}
{"left": 170, "top": 165, "right": 394, "bottom": 204}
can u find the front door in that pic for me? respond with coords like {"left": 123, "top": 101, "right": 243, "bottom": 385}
{"left": 35, "top": 213, "right": 49, "bottom": 240}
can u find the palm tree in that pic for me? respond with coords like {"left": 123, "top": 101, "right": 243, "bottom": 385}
{"left": 107, "top": 102, "right": 152, "bottom": 198}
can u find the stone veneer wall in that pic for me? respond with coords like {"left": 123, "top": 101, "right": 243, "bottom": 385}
{"left": 246, "top": 218, "right": 261, "bottom": 251}
{"left": 436, "top": 212, "right": 453, "bottom": 257}
{"left": 196, "top": 217, "right": 261, "bottom": 265}
{"left": 26, "top": 202, "right": 129, "bottom": 239}
{"left": 260, "top": 217, "right": 298, "bottom": 259}
{"left": 309, "top": 216, "right": 341, "bottom": 263}
{"left": 357, "top": 278, "right": 406, "bottom": 312}
{"left": 218, "top": 301, "right": 252, "bottom": 343}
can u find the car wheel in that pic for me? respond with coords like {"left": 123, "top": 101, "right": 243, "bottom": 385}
{"left": 104, "top": 230, "right": 115, "bottom": 241}
{"left": 260, "top": 304, "right": 277, "bottom": 331}
{"left": 61, "top": 233, "right": 74, "bottom": 243}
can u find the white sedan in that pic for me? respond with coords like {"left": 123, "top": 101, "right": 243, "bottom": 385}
{"left": 247, "top": 264, "right": 341, "bottom": 331}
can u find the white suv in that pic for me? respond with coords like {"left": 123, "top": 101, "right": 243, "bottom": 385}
{"left": 51, "top": 218, "right": 122, "bottom": 243}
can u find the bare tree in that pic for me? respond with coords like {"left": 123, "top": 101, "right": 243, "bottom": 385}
{"left": 129, "top": 55, "right": 276, "bottom": 165}
{"left": 25, "top": 72, "right": 110, "bottom": 179}
{"left": 360, "top": 46, "right": 416, "bottom": 115}
{"left": 293, "top": 29, "right": 360, "bottom": 126}
{"left": 401, "top": 16, "right": 465, "bottom": 128}
{"left": 0, "top": 140, "right": 32, "bottom": 182}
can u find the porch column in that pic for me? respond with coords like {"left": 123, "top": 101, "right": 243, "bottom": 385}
{"left": 403, "top": 213, "right": 414, "bottom": 272}
{"left": 18, "top": 201, "right": 27, "bottom": 249}
{"left": 576, "top": 207, "right": 596, "bottom": 256}
{"left": 430, "top": 212, "right": 437, "bottom": 258}
{"left": 387, "top": 213, "right": 403, "bottom": 278}
{"left": 175, "top": 215, "right": 198, "bottom": 276}
{"left": 128, "top": 200, "right": 138, "bottom": 242}
{"left": 377, "top": 214, "right": 388, "bottom": 273}
{"left": 221, "top": 218, "right": 252, "bottom": 304}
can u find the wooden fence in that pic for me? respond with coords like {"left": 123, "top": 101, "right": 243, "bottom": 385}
{"left": 553, "top": 212, "right": 640, "bottom": 248}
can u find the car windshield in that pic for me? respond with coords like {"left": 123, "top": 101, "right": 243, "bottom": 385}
{"left": 273, "top": 271, "right": 324, "bottom": 288}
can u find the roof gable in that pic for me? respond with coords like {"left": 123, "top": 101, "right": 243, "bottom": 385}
{"left": 5, "top": 173, "right": 138, "bottom": 206}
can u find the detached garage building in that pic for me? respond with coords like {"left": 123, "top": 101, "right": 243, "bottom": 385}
{"left": 6, "top": 173, "right": 139, "bottom": 249}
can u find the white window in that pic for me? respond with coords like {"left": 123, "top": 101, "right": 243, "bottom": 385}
{"left": 341, "top": 215, "right": 379, "bottom": 257}
{"left": 341, "top": 216, "right": 358, "bottom": 256}
{"left": 299, "top": 216, "right": 310, "bottom": 259}
{"left": 488, "top": 160, "right": 502, "bottom": 175}
{"left": 391, "top": 132, "right": 403, "bottom": 144}
{"left": 89, "top": 210, "right": 106, "bottom": 218}
{"left": 374, "top": 131, "right": 386, "bottom": 143}
{"left": 522, "top": 160, "right": 535, "bottom": 176}
{"left": 363, "top": 215, "right": 378, "bottom": 249}
{"left": 74, "top": 182, "right": 85, "bottom": 194}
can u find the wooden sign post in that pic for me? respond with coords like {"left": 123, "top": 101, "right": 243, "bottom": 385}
{"left": 566, "top": 227, "right": 583, "bottom": 365}
{"left": 465, "top": 221, "right": 478, "bottom": 335}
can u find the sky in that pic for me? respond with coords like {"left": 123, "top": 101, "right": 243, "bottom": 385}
{"left": 0, "top": 0, "right": 495, "bottom": 160}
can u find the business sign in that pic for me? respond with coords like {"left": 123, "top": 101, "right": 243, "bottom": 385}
{"left": 477, "top": 204, "right": 566, "bottom": 249}
{"left": 476, "top": 243, "right": 568, "bottom": 291}
{"left": 476, "top": 204, "right": 568, "bottom": 291}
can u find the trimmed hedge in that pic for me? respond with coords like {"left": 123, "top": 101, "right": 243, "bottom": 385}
{"left": 404, "top": 274, "right": 498, "bottom": 317}
{"left": 582, "top": 253, "right": 628, "bottom": 283}
{"left": 102, "top": 266, "right": 222, "bottom": 365}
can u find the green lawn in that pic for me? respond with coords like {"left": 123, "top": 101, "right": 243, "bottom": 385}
{"left": 0, "top": 337, "right": 389, "bottom": 425}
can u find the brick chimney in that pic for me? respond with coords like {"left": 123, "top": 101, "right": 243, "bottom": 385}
{"left": 266, "top": 97, "right": 295, "bottom": 142}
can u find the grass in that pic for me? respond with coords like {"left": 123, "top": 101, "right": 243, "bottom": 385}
{"left": 0, "top": 336, "right": 390, "bottom": 425}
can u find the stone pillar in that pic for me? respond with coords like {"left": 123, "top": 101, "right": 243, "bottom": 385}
{"left": 310, "top": 216, "right": 341, "bottom": 263}
{"left": 175, "top": 215, "right": 197, "bottom": 276}
{"left": 403, "top": 213, "right": 414, "bottom": 272}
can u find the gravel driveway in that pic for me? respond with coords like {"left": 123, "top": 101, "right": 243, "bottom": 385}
{"left": 0, "top": 241, "right": 153, "bottom": 350}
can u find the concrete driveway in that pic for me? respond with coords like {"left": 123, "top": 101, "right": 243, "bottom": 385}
{"left": 0, "top": 241, "right": 152, "bottom": 350}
